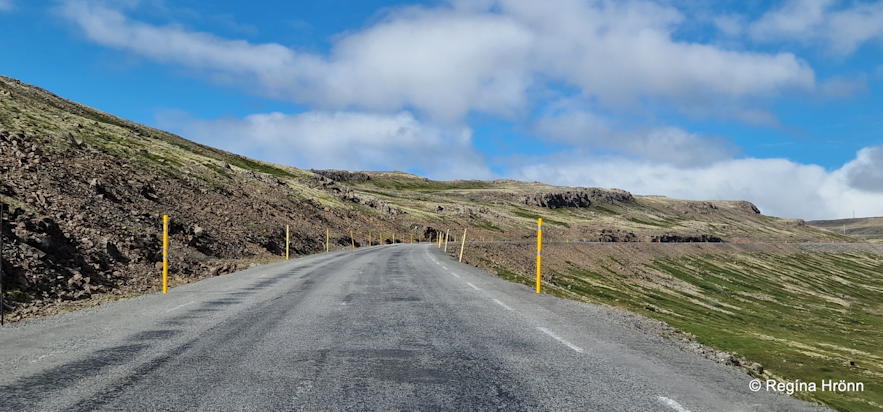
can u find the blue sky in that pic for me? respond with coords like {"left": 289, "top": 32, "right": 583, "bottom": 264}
{"left": 1, "top": 0, "right": 882, "bottom": 220}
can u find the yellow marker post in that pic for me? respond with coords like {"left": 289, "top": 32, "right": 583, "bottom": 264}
{"left": 162, "top": 215, "right": 169, "bottom": 294}
{"left": 410, "top": 234, "right": 413, "bottom": 243}
{"left": 350, "top": 230, "right": 355, "bottom": 249}
{"left": 393, "top": 233, "right": 396, "bottom": 244}
{"left": 536, "top": 218, "right": 543, "bottom": 294}
{"left": 326, "top": 229, "right": 329, "bottom": 252}
{"left": 444, "top": 229, "right": 450, "bottom": 252}
{"left": 286, "top": 225, "right": 290, "bottom": 260}
{"left": 459, "top": 229, "right": 467, "bottom": 262}
{"left": 437, "top": 232, "right": 441, "bottom": 247}
{"left": 380, "top": 232, "right": 383, "bottom": 245}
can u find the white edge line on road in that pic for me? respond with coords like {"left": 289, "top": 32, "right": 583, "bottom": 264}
{"left": 493, "top": 299, "right": 513, "bottom": 311}
{"left": 466, "top": 282, "right": 480, "bottom": 290}
{"left": 537, "top": 327, "right": 584, "bottom": 353}
{"left": 658, "top": 396, "right": 692, "bottom": 412}
{"left": 165, "top": 301, "right": 196, "bottom": 312}
{"left": 450, "top": 272, "right": 460, "bottom": 278}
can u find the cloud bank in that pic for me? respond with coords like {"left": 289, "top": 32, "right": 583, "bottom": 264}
{"left": 750, "top": 0, "right": 883, "bottom": 55}
{"left": 60, "top": 0, "right": 818, "bottom": 121}
{"left": 155, "top": 110, "right": 492, "bottom": 180}
{"left": 513, "top": 148, "right": 883, "bottom": 220}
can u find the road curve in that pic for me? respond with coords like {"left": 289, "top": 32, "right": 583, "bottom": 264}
{"left": 0, "top": 244, "right": 829, "bottom": 411}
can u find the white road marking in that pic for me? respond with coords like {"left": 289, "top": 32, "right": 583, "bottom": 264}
{"left": 493, "top": 299, "right": 513, "bottom": 311}
{"left": 165, "top": 301, "right": 196, "bottom": 312}
{"left": 341, "top": 302, "right": 347, "bottom": 306}
{"left": 658, "top": 396, "right": 692, "bottom": 412}
{"left": 466, "top": 282, "right": 480, "bottom": 290}
{"left": 537, "top": 327, "right": 584, "bottom": 353}
{"left": 450, "top": 272, "right": 461, "bottom": 278}
{"left": 441, "top": 266, "right": 447, "bottom": 270}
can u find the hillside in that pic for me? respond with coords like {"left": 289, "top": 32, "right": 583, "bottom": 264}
{"left": 0, "top": 74, "right": 857, "bottom": 322}
{"left": 807, "top": 217, "right": 883, "bottom": 243}
{"left": 450, "top": 241, "right": 883, "bottom": 411}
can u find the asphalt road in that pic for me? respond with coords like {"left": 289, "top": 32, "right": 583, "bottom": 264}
{"left": 0, "top": 244, "right": 830, "bottom": 411}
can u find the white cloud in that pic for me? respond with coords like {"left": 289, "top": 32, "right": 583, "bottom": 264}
{"left": 512, "top": 147, "right": 883, "bottom": 220}
{"left": 0, "top": 0, "right": 15, "bottom": 12}
{"left": 842, "top": 146, "right": 883, "bottom": 193}
{"left": 749, "top": 0, "right": 883, "bottom": 55}
{"left": 534, "top": 109, "right": 738, "bottom": 167}
{"left": 60, "top": 0, "right": 817, "bottom": 122}
{"left": 713, "top": 14, "right": 744, "bottom": 37}
{"left": 155, "top": 110, "right": 493, "bottom": 180}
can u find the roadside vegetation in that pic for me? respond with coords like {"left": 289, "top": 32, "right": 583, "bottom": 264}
{"left": 461, "top": 242, "right": 883, "bottom": 412}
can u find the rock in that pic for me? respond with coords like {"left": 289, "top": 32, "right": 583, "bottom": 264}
{"left": 734, "top": 201, "right": 761, "bottom": 214}
{"left": 103, "top": 239, "right": 126, "bottom": 262}
{"left": 748, "top": 362, "right": 764, "bottom": 375}
{"left": 522, "top": 188, "right": 635, "bottom": 209}
{"left": 192, "top": 225, "right": 204, "bottom": 237}
{"left": 18, "top": 243, "right": 47, "bottom": 259}
{"left": 311, "top": 169, "right": 370, "bottom": 183}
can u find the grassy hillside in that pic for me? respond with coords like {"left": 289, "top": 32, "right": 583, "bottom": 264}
{"left": 457, "top": 242, "right": 883, "bottom": 412}
{"left": 808, "top": 217, "right": 883, "bottom": 244}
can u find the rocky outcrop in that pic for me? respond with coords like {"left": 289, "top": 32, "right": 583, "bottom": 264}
{"left": 734, "top": 201, "right": 761, "bottom": 214}
{"left": 647, "top": 234, "right": 723, "bottom": 243}
{"left": 339, "top": 190, "right": 406, "bottom": 217}
{"left": 311, "top": 169, "right": 370, "bottom": 183}
{"left": 521, "top": 188, "right": 635, "bottom": 209}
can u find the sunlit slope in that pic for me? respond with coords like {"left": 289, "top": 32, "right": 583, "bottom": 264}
{"left": 458, "top": 242, "right": 883, "bottom": 412}
{"left": 808, "top": 217, "right": 883, "bottom": 243}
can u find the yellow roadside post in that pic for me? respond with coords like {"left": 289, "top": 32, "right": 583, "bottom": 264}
{"left": 437, "top": 231, "right": 441, "bottom": 247}
{"left": 444, "top": 229, "right": 450, "bottom": 252}
{"left": 286, "top": 225, "right": 290, "bottom": 260}
{"left": 536, "top": 218, "right": 543, "bottom": 294}
{"left": 380, "top": 232, "right": 383, "bottom": 245}
{"left": 350, "top": 230, "right": 355, "bottom": 249}
{"left": 411, "top": 234, "right": 413, "bottom": 243}
{"left": 326, "top": 229, "right": 329, "bottom": 252}
{"left": 162, "top": 215, "right": 169, "bottom": 294}
{"left": 459, "top": 229, "right": 467, "bottom": 262}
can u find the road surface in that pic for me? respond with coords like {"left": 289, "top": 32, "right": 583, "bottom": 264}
{"left": 0, "top": 244, "right": 829, "bottom": 411}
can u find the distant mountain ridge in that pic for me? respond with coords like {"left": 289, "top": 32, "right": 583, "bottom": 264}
{"left": 807, "top": 217, "right": 883, "bottom": 243}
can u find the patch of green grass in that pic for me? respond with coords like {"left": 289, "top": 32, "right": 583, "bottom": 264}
{"left": 555, "top": 252, "right": 883, "bottom": 411}
{"left": 368, "top": 179, "right": 491, "bottom": 192}
{"left": 627, "top": 217, "right": 671, "bottom": 228}
{"left": 475, "top": 221, "right": 504, "bottom": 232}
{"left": 592, "top": 206, "right": 620, "bottom": 215}
{"left": 203, "top": 162, "right": 233, "bottom": 180}
{"left": 512, "top": 209, "right": 570, "bottom": 228}
{"left": 227, "top": 156, "right": 298, "bottom": 179}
